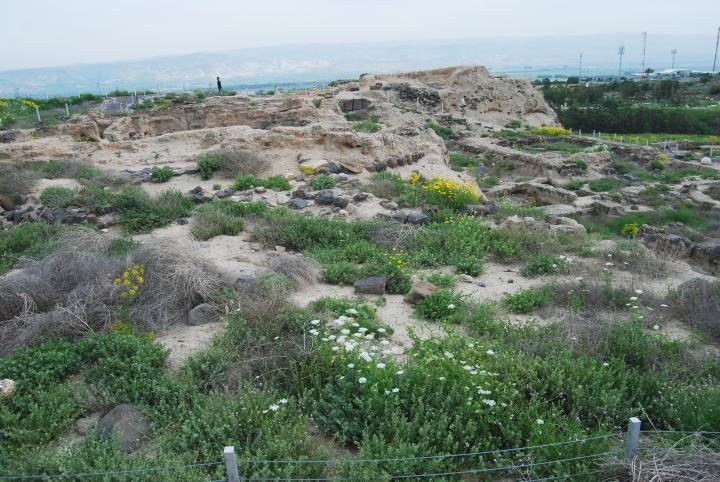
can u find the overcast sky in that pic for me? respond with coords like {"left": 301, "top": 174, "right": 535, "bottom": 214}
{"left": 1, "top": 0, "right": 718, "bottom": 71}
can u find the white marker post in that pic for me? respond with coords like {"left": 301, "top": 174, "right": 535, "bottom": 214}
{"left": 35, "top": 105, "right": 41, "bottom": 122}
{"left": 65, "top": 103, "right": 69, "bottom": 117}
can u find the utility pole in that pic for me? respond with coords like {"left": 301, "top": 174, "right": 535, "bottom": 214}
{"left": 579, "top": 53, "right": 583, "bottom": 79}
{"left": 641, "top": 32, "right": 647, "bottom": 73}
{"left": 671, "top": 49, "right": 678, "bottom": 69}
{"left": 714, "top": 27, "right": 720, "bottom": 73}
{"left": 618, "top": 45, "right": 626, "bottom": 79}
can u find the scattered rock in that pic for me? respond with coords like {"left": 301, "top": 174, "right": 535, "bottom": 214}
{"left": 0, "top": 379, "right": 16, "bottom": 399}
{"left": 353, "top": 192, "right": 370, "bottom": 202}
{"left": 289, "top": 198, "right": 307, "bottom": 210}
{"left": 95, "top": 404, "right": 150, "bottom": 453}
{"left": 458, "top": 274, "right": 474, "bottom": 283}
{"left": 354, "top": 276, "right": 386, "bottom": 295}
{"left": 333, "top": 196, "right": 350, "bottom": 208}
{"left": 404, "top": 281, "right": 438, "bottom": 304}
{"left": 316, "top": 190, "right": 335, "bottom": 205}
{"left": 406, "top": 211, "right": 429, "bottom": 225}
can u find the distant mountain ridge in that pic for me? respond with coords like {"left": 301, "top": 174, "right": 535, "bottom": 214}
{"left": 1, "top": 33, "right": 716, "bottom": 97}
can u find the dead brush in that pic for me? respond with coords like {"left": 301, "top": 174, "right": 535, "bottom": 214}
{"left": 0, "top": 233, "right": 221, "bottom": 354}
{"left": 599, "top": 239, "right": 677, "bottom": 279}
{"left": 0, "top": 162, "right": 36, "bottom": 199}
{"left": 212, "top": 148, "right": 270, "bottom": 177}
{"left": 371, "top": 220, "right": 418, "bottom": 251}
{"left": 605, "top": 435, "right": 720, "bottom": 482}
{"left": 232, "top": 272, "right": 294, "bottom": 324}
{"left": 666, "top": 278, "right": 720, "bottom": 341}
{"left": 267, "top": 254, "right": 320, "bottom": 288}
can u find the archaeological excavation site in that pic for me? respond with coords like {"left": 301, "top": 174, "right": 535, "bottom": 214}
{"left": 1, "top": 65, "right": 720, "bottom": 481}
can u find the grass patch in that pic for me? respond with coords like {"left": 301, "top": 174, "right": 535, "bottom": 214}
{"left": 520, "top": 254, "right": 570, "bottom": 278}
{"left": 351, "top": 116, "right": 381, "bottom": 133}
{"left": 425, "top": 119, "right": 451, "bottom": 140}
{"left": 232, "top": 175, "right": 291, "bottom": 191}
{"left": 588, "top": 178, "right": 623, "bottom": 192}
{"left": 115, "top": 187, "right": 193, "bottom": 233}
{"left": 0, "top": 222, "right": 65, "bottom": 273}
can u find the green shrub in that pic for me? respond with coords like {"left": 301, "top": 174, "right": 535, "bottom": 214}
{"left": 455, "top": 257, "right": 484, "bottom": 276}
{"left": 415, "top": 289, "right": 465, "bottom": 322}
{"left": 191, "top": 200, "right": 245, "bottom": 240}
{"left": 117, "top": 188, "right": 192, "bottom": 233}
{"left": 425, "top": 119, "right": 451, "bottom": 140}
{"left": 448, "top": 152, "right": 481, "bottom": 170}
{"left": 0, "top": 222, "right": 64, "bottom": 273}
{"left": 212, "top": 183, "right": 222, "bottom": 190}
{"left": 649, "top": 159, "right": 666, "bottom": 171}
{"left": 310, "top": 174, "right": 336, "bottom": 190}
{"left": 477, "top": 175, "right": 499, "bottom": 189}
{"left": 232, "top": 175, "right": 290, "bottom": 191}
{"left": 150, "top": 166, "right": 174, "bottom": 183}
{"left": 351, "top": 116, "right": 381, "bottom": 133}
{"left": 502, "top": 287, "right": 553, "bottom": 313}
{"left": 39, "top": 186, "right": 76, "bottom": 207}
{"left": 570, "top": 159, "right": 588, "bottom": 170}
{"left": 425, "top": 273, "right": 457, "bottom": 289}
{"left": 197, "top": 154, "right": 221, "bottom": 180}
{"left": 264, "top": 176, "right": 291, "bottom": 191}
{"left": 588, "top": 178, "right": 622, "bottom": 192}
{"left": 520, "top": 255, "right": 569, "bottom": 278}
{"left": 564, "top": 180, "right": 586, "bottom": 191}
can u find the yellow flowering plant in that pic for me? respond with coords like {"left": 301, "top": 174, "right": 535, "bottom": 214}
{"left": 112, "top": 263, "right": 146, "bottom": 329}
{"left": 418, "top": 176, "right": 479, "bottom": 210}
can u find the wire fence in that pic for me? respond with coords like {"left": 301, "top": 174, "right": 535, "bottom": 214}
{"left": 1, "top": 423, "right": 717, "bottom": 481}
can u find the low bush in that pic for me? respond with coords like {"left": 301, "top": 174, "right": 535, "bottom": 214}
{"left": 39, "top": 186, "right": 77, "bottom": 207}
{"left": 448, "top": 152, "right": 482, "bottom": 170}
{"left": 502, "top": 287, "right": 554, "bottom": 313}
{"left": 667, "top": 279, "right": 720, "bottom": 341}
{"left": 232, "top": 175, "right": 290, "bottom": 191}
{"left": 309, "top": 174, "right": 336, "bottom": 190}
{"left": 588, "top": 178, "right": 622, "bottom": 192}
{"left": 424, "top": 273, "right": 457, "bottom": 289}
{"left": 477, "top": 175, "right": 499, "bottom": 189}
{"left": 414, "top": 289, "right": 465, "bottom": 322}
{"left": 190, "top": 200, "right": 245, "bottom": 240}
{"left": 520, "top": 254, "right": 569, "bottom": 278}
{"left": 649, "top": 159, "right": 666, "bottom": 171}
{"left": 494, "top": 199, "right": 548, "bottom": 221}
{"left": 197, "top": 153, "right": 221, "bottom": 180}
{"left": 0, "top": 222, "right": 65, "bottom": 274}
{"left": 150, "top": 166, "right": 174, "bottom": 183}
{"left": 118, "top": 189, "right": 193, "bottom": 233}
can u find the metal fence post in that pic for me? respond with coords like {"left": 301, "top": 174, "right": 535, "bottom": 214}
{"left": 624, "top": 417, "right": 641, "bottom": 460}
{"left": 224, "top": 446, "right": 240, "bottom": 482}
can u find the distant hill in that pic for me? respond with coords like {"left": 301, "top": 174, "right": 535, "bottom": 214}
{"left": 1, "top": 33, "right": 716, "bottom": 97}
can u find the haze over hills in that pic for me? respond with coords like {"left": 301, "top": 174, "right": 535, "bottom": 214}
{"left": 0, "top": 33, "right": 717, "bottom": 97}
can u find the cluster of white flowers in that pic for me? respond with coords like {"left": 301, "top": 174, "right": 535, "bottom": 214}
{"left": 263, "top": 398, "right": 289, "bottom": 414}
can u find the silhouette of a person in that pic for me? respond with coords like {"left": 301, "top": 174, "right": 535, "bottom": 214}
{"left": 216, "top": 76, "right": 222, "bottom": 93}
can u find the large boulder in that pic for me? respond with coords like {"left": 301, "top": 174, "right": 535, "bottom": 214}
{"left": 404, "top": 281, "right": 438, "bottom": 304}
{"left": 354, "top": 276, "right": 386, "bottom": 295}
{"left": 95, "top": 404, "right": 150, "bottom": 453}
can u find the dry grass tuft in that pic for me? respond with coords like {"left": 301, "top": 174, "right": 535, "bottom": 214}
{"left": 609, "top": 436, "right": 720, "bottom": 481}
{"left": 267, "top": 254, "right": 320, "bottom": 288}
{"left": 233, "top": 273, "right": 294, "bottom": 323}
{"left": 214, "top": 149, "right": 270, "bottom": 177}
{"left": 0, "top": 162, "right": 35, "bottom": 198}
{"left": 0, "top": 233, "right": 221, "bottom": 354}
{"left": 667, "top": 278, "right": 720, "bottom": 341}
